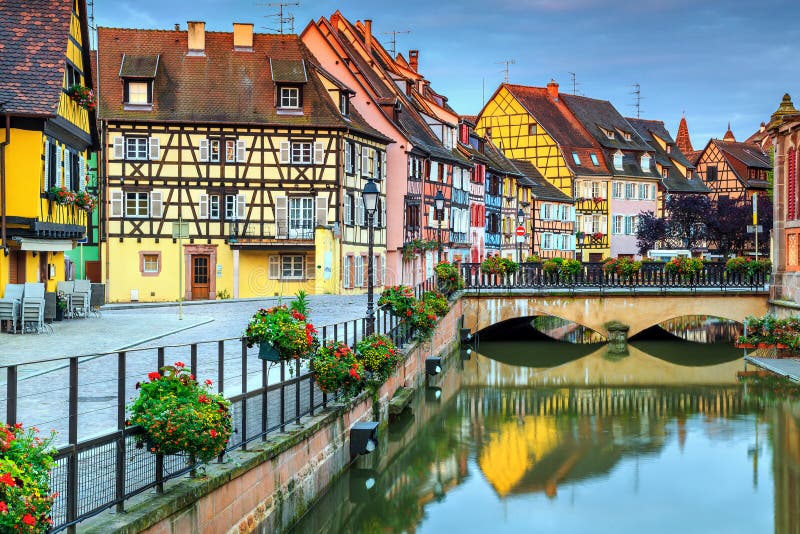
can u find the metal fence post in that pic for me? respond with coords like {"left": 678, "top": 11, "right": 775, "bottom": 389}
{"left": 190, "top": 344, "right": 198, "bottom": 378}
{"left": 116, "top": 352, "right": 127, "bottom": 513}
{"left": 67, "top": 357, "right": 79, "bottom": 528}
{"left": 241, "top": 340, "right": 248, "bottom": 450}
{"left": 6, "top": 365, "right": 16, "bottom": 426}
{"left": 295, "top": 358, "right": 301, "bottom": 424}
{"left": 262, "top": 359, "right": 268, "bottom": 441}
{"left": 279, "top": 361, "right": 286, "bottom": 432}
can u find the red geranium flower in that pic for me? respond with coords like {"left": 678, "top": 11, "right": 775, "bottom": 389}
{"left": 205, "top": 379, "right": 213, "bottom": 386}
{"left": 174, "top": 361, "right": 185, "bottom": 368}
{"left": 148, "top": 371, "right": 161, "bottom": 381}
{"left": 0, "top": 473, "right": 15, "bottom": 486}
{"left": 22, "top": 514, "right": 35, "bottom": 525}
{"left": 209, "top": 429, "right": 218, "bottom": 438}
{"left": 0, "top": 501, "right": 7, "bottom": 513}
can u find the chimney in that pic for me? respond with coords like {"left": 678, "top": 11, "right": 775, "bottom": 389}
{"left": 364, "top": 19, "right": 372, "bottom": 54}
{"left": 546, "top": 79, "right": 559, "bottom": 100}
{"left": 174, "top": 23, "right": 180, "bottom": 31}
{"left": 409, "top": 50, "right": 418, "bottom": 72}
{"left": 233, "top": 23, "right": 253, "bottom": 51}
{"left": 187, "top": 21, "right": 205, "bottom": 56}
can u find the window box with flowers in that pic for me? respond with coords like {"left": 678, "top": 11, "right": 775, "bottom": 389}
{"left": 378, "top": 285, "right": 416, "bottom": 318}
{"left": 664, "top": 257, "right": 704, "bottom": 280}
{"left": 591, "top": 232, "right": 605, "bottom": 241}
{"left": 66, "top": 84, "right": 97, "bottom": 112}
{"left": 127, "top": 362, "right": 232, "bottom": 470}
{"left": 47, "top": 186, "right": 75, "bottom": 206}
{"left": 310, "top": 341, "right": 365, "bottom": 400}
{"left": 242, "top": 294, "right": 318, "bottom": 362}
{"left": 433, "top": 261, "right": 464, "bottom": 296}
{"left": 355, "top": 334, "right": 402, "bottom": 383}
{"left": 0, "top": 422, "right": 58, "bottom": 532}
{"left": 74, "top": 191, "right": 97, "bottom": 211}
{"left": 480, "top": 256, "right": 519, "bottom": 277}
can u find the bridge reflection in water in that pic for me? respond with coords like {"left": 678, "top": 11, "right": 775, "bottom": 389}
{"left": 290, "top": 341, "right": 800, "bottom": 534}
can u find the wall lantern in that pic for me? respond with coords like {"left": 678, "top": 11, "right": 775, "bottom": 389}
{"left": 350, "top": 421, "right": 379, "bottom": 457}
{"left": 426, "top": 357, "right": 442, "bottom": 376}
{"left": 460, "top": 327, "right": 473, "bottom": 343}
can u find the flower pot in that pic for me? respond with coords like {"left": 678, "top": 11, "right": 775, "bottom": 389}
{"left": 258, "top": 341, "right": 280, "bottom": 362}
{"left": 55, "top": 307, "right": 64, "bottom": 321}
{"left": 777, "top": 343, "right": 789, "bottom": 349}
{"left": 735, "top": 342, "right": 756, "bottom": 349}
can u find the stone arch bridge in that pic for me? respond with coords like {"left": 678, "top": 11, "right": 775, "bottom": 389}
{"left": 461, "top": 290, "right": 769, "bottom": 339}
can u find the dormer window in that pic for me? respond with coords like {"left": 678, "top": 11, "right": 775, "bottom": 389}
{"left": 280, "top": 86, "right": 300, "bottom": 108}
{"left": 590, "top": 153, "right": 599, "bottom": 166}
{"left": 662, "top": 167, "right": 669, "bottom": 178}
{"left": 339, "top": 92, "right": 350, "bottom": 116}
{"left": 571, "top": 152, "right": 581, "bottom": 165}
{"left": 622, "top": 131, "right": 632, "bottom": 141}
{"left": 602, "top": 127, "right": 615, "bottom": 140}
{"left": 119, "top": 54, "right": 159, "bottom": 110}
{"left": 667, "top": 145, "right": 672, "bottom": 154}
{"left": 126, "top": 81, "right": 151, "bottom": 105}
{"left": 613, "top": 151, "right": 624, "bottom": 170}
{"left": 640, "top": 153, "right": 651, "bottom": 171}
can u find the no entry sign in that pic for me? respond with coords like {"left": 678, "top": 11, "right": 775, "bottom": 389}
{"left": 515, "top": 225, "right": 526, "bottom": 237}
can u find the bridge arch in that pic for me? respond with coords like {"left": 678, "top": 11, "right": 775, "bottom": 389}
{"left": 461, "top": 293, "right": 768, "bottom": 339}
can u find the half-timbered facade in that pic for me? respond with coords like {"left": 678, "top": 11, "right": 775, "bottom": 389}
{"left": 457, "top": 119, "right": 489, "bottom": 263}
{"left": 97, "top": 23, "right": 389, "bottom": 302}
{"left": 476, "top": 81, "right": 612, "bottom": 261}
{"left": 693, "top": 131, "right": 771, "bottom": 203}
{"left": 768, "top": 94, "right": 800, "bottom": 303}
{"left": 0, "top": 0, "right": 97, "bottom": 296}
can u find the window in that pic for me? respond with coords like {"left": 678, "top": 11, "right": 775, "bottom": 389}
{"left": 281, "top": 256, "right": 304, "bottom": 279}
{"left": 613, "top": 152, "right": 623, "bottom": 170}
{"left": 125, "top": 138, "right": 148, "bottom": 160}
{"left": 225, "top": 194, "right": 245, "bottom": 220}
{"left": 542, "top": 233, "right": 552, "bottom": 250}
{"left": 279, "top": 86, "right": 300, "bottom": 108}
{"left": 339, "top": 92, "right": 349, "bottom": 116}
{"left": 345, "top": 142, "right": 354, "bottom": 174}
{"left": 638, "top": 184, "right": 648, "bottom": 200}
{"left": 590, "top": 153, "right": 599, "bottom": 166}
{"left": 625, "top": 183, "right": 636, "bottom": 199}
{"left": 209, "top": 139, "right": 220, "bottom": 162}
{"left": 142, "top": 254, "right": 159, "bottom": 274}
{"left": 354, "top": 255, "right": 364, "bottom": 287}
{"left": 612, "top": 215, "right": 624, "bottom": 234}
{"left": 125, "top": 192, "right": 148, "bottom": 218}
{"left": 343, "top": 255, "right": 352, "bottom": 288}
{"left": 612, "top": 182, "right": 623, "bottom": 199}
{"left": 127, "top": 81, "right": 150, "bottom": 105}
{"left": 662, "top": 167, "right": 669, "bottom": 178}
{"left": 591, "top": 182, "right": 601, "bottom": 198}
{"left": 622, "top": 132, "right": 632, "bottom": 141}
{"left": 572, "top": 152, "right": 581, "bottom": 165}
{"left": 529, "top": 124, "right": 537, "bottom": 135}
{"left": 667, "top": 145, "right": 672, "bottom": 154}
{"left": 65, "top": 62, "right": 81, "bottom": 87}
{"left": 291, "top": 142, "right": 312, "bottom": 164}
{"left": 686, "top": 169, "right": 693, "bottom": 180}
{"left": 706, "top": 165, "right": 718, "bottom": 181}
{"left": 641, "top": 154, "right": 651, "bottom": 171}
{"left": 542, "top": 203, "right": 553, "bottom": 220}
{"left": 289, "top": 197, "right": 314, "bottom": 237}
{"left": 209, "top": 195, "right": 220, "bottom": 219}
{"left": 603, "top": 128, "right": 615, "bottom": 140}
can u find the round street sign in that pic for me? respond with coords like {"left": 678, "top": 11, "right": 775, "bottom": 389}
{"left": 515, "top": 225, "right": 526, "bottom": 237}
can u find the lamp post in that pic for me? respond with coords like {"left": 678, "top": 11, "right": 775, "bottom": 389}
{"left": 434, "top": 189, "right": 445, "bottom": 263}
{"left": 516, "top": 207, "right": 525, "bottom": 263}
{"left": 362, "top": 178, "right": 379, "bottom": 335}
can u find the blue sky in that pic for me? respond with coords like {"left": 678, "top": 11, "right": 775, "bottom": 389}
{"left": 94, "top": 0, "right": 800, "bottom": 148}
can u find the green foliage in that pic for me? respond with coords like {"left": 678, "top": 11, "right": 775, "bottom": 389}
{"left": 401, "top": 239, "right": 439, "bottom": 261}
{"left": 216, "top": 288, "right": 231, "bottom": 300}
{"left": 242, "top": 301, "right": 318, "bottom": 361}
{"left": 128, "top": 363, "right": 232, "bottom": 463}
{"left": 738, "top": 314, "right": 800, "bottom": 351}
{"left": 289, "top": 290, "right": 310, "bottom": 316}
{"left": 378, "top": 285, "right": 441, "bottom": 341}
{"left": 480, "top": 256, "right": 519, "bottom": 276}
{"left": 664, "top": 257, "right": 704, "bottom": 278}
{"left": 422, "top": 290, "right": 449, "bottom": 317}
{"left": 355, "top": 334, "right": 402, "bottom": 382}
{"left": 378, "top": 286, "right": 416, "bottom": 317}
{"left": 602, "top": 257, "right": 642, "bottom": 280}
{"left": 542, "top": 257, "right": 582, "bottom": 279}
{"left": 725, "top": 257, "right": 771, "bottom": 278}
{"left": 311, "top": 342, "right": 364, "bottom": 399}
{"left": 433, "top": 261, "right": 464, "bottom": 295}
{"left": 0, "top": 423, "right": 57, "bottom": 532}
{"left": 525, "top": 255, "right": 542, "bottom": 263}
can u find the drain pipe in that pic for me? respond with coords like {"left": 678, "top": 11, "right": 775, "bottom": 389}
{"left": 1, "top": 109, "right": 9, "bottom": 256}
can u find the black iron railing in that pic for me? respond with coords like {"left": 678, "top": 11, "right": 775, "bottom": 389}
{"left": 459, "top": 261, "right": 770, "bottom": 291}
{"left": 2, "top": 304, "right": 418, "bottom": 533}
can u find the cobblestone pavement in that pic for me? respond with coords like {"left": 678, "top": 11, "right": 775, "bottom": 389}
{"left": 0, "top": 294, "right": 373, "bottom": 446}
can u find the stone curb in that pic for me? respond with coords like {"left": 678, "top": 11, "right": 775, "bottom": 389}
{"left": 101, "top": 297, "right": 280, "bottom": 311}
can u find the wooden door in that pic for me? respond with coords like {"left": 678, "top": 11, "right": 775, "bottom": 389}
{"left": 588, "top": 253, "right": 603, "bottom": 263}
{"left": 8, "top": 250, "right": 25, "bottom": 284}
{"left": 39, "top": 253, "right": 48, "bottom": 282}
{"left": 190, "top": 255, "right": 210, "bottom": 300}
{"left": 85, "top": 261, "right": 101, "bottom": 283}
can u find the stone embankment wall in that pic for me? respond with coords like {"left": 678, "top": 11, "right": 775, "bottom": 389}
{"left": 82, "top": 299, "right": 462, "bottom": 534}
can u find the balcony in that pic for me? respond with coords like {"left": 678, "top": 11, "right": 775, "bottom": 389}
{"left": 451, "top": 232, "right": 469, "bottom": 244}
{"left": 404, "top": 225, "right": 422, "bottom": 243}
{"left": 575, "top": 198, "right": 608, "bottom": 213}
{"left": 576, "top": 233, "right": 609, "bottom": 249}
{"left": 228, "top": 221, "right": 315, "bottom": 249}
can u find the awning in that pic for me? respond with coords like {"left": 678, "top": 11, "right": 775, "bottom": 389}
{"left": 16, "top": 238, "right": 74, "bottom": 252}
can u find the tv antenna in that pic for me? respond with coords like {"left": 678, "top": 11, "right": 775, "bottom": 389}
{"left": 569, "top": 72, "right": 580, "bottom": 95}
{"left": 631, "top": 83, "right": 644, "bottom": 118}
{"left": 381, "top": 30, "right": 410, "bottom": 57}
{"left": 496, "top": 59, "right": 515, "bottom": 84}
{"left": 258, "top": 2, "right": 299, "bottom": 34}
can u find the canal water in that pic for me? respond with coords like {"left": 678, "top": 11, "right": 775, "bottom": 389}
{"left": 289, "top": 317, "right": 800, "bottom": 533}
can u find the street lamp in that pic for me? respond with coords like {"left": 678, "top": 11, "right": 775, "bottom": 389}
{"left": 517, "top": 207, "right": 525, "bottom": 263}
{"left": 362, "top": 178, "right": 379, "bottom": 335}
{"left": 434, "top": 189, "right": 445, "bottom": 262}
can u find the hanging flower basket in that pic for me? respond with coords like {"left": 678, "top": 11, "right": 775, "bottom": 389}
{"left": 243, "top": 293, "right": 318, "bottom": 363}
{"left": 258, "top": 341, "right": 280, "bottom": 362}
{"left": 48, "top": 186, "right": 75, "bottom": 206}
{"left": 66, "top": 84, "right": 97, "bottom": 111}
{"left": 74, "top": 191, "right": 97, "bottom": 211}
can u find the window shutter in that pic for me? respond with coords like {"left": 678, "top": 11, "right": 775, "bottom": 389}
{"left": 43, "top": 139, "right": 51, "bottom": 188}
{"left": 56, "top": 145, "right": 63, "bottom": 187}
{"left": 600, "top": 182, "right": 607, "bottom": 199}
{"left": 64, "top": 150, "right": 71, "bottom": 190}
{"left": 279, "top": 141, "right": 290, "bottom": 164}
{"left": 354, "top": 145, "right": 361, "bottom": 176}
{"left": 148, "top": 137, "right": 160, "bottom": 160}
{"left": 305, "top": 255, "right": 315, "bottom": 280}
{"left": 650, "top": 184, "right": 657, "bottom": 200}
{"left": 113, "top": 137, "right": 124, "bottom": 159}
{"left": 199, "top": 139, "right": 209, "bottom": 162}
{"left": 237, "top": 194, "right": 246, "bottom": 220}
{"left": 600, "top": 215, "right": 608, "bottom": 234}
{"left": 344, "top": 194, "right": 352, "bottom": 225}
{"left": 275, "top": 196, "right": 288, "bottom": 238}
{"left": 110, "top": 190, "right": 123, "bottom": 217}
{"left": 313, "top": 141, "right": 325, "bottom": 165}
{"left": 315, "top": 194, "right": 328, "bottom": 226}
{"left": 361, "top": 148, "right": 370, "bottom": 177}
{"left": 78, "top": 155, "right": 86, "bottom": 191}
{"left": 199, "top": 195, "right": 208, "bottom": 218}
{"left": 430, "top": 161, "right": 438, "bottom": 181}
{"left": 381, "top": 200, "right": 387, "bottom": 228}
{"left": 268, "top": 256, "right": 280, "bottom": 279}
{"left": 539, "top": 204, "right": 545, "bottom": 220}
{"left": 236, "top": 139, "right": 246, "bottom": 162}
{"left": 381, "top": 151, "right": 387, "bottom": 180}
{"left": 150, "top": 191, "right": 162, "bottom": 218}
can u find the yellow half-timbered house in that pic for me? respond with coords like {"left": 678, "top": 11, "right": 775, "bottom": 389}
{"left": 97, "top": 23, "right": 390, "bottom": 302}
{"left": 0, "top": 0, "right": 97, "bottom": 297}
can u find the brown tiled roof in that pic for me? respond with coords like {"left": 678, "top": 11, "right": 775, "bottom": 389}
{"left": 499, "top": 84, "right": 610, "bottom": 177}
{"left": 713, "top": 138, "right": 771, "bottom": 187}
{"left": 96, "top": 27, "right": 385, "bottom": 141}
{"left": 675, "top": 116, "right": 693, "bottom": 154}
{"left": 561, "top": 94, "right": 652, "bottom": 152}
{"left": 0, "top": 0, "right": 75, "bottom": 116}
{"left": 270, "top": 58, "right": 307, "bottom": 83}
{"left": 119, "top": 55, "right": 159, "bottom": 78}
{"left": 511, "top": 159, "right": 573, "bottom": 203}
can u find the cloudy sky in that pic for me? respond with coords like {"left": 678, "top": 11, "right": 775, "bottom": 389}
{"left": 93, "top": 0, "right": 800, "bottom": 147}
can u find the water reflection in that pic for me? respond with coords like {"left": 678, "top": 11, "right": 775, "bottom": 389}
{"left": 290, "top": 341, "right": 800, "bottom": 534}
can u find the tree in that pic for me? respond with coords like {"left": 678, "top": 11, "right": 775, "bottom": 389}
{"left": 664, "top": 194, "right": 711, "bottom": 250}
{"left": 636, "top": 211, "right": 666, "bottom": 255}
{"left": 705, "top": 196, "right": 750, "bottom": 257}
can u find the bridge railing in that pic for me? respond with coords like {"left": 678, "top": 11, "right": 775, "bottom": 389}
{"left": 459, "top": 262, "right": 769, "bottom": 291}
